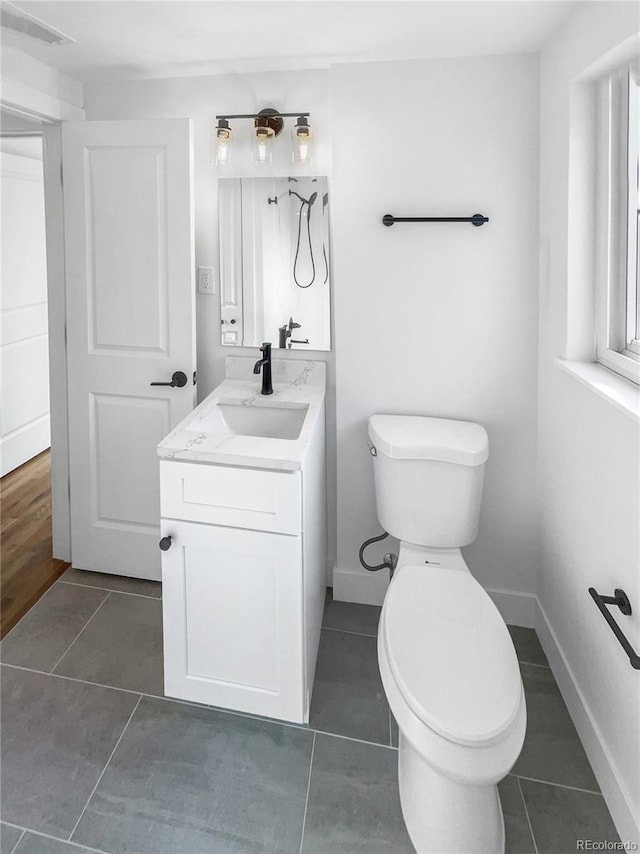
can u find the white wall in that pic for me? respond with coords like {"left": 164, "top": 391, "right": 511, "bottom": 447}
{"left": 84, "top": 57, "right": 541, "bottom": 606}
{"left": 0, "top": 145, "right": 50, "bottom": 475}
{"left": 538, "top": 3, "right": 640, "bottom": 843}
{"left": 330, "top": 55, "right": 540, "bottom": 609}
{"left": 84, "top": 69, "right": 337, "bottom": 568}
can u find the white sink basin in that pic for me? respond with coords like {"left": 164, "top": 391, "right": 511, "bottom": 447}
{"left": 192, "top": 401, "right": 309, "bottom": 440}
{"left": 158, "top": 359, "right": 326, "bottom": 469}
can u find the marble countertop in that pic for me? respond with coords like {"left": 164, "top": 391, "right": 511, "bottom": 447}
{"left": 157, "top": 358, "right": 326, "bottom": 471}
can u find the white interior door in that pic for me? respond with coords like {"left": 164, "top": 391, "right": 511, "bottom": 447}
{"left": 63, "top": 119, "right": 195, "bottom": 580}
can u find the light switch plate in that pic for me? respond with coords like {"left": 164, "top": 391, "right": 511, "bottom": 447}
{"left": 198, "top": 266, "right": 215, "bottom": 294}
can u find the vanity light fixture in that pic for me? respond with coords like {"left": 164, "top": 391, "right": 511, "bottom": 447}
{"left": 212, "top": 108, "right": 312, "bottom": 166}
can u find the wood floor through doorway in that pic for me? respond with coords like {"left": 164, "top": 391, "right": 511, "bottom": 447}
{"left": 0, "top": 449, "right": 70, "bottom": 639}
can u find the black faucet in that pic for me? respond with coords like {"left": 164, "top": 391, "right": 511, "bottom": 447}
{"left": 278, "top": 317, "right": 300, "bottom": 349}
{"left": 278, "top": 317, "right": 309, "bottom": 349}
{"left": 253, "top": 342, "right": 273, "bottom": 395}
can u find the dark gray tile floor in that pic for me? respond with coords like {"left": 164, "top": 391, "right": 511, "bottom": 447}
{"left": 0, "top": 576, "right": 622, "bottom": 854}
{"left": 58, "top": 568, "right": 162, "bottom": 598}
{"left": 54, "top": 593, "right": 164, "bottom": 696}
{"left": 309, "top": 629, "right": 390, "bottom": 744}
{"left": 321, "top": 589, "right": 380, "bottom": 637}
{"left": 302, "top": 733, "right": 413, "bottom": 854}
{"left": 73, "top": 697, "right": 313, "bottom": 854}
{"left": 513, "top": 664, "right": 600, "bottom": 792}
{"left": 0, "top": 584, "right": 108, "bottom": 672}
{"left": 0, "top": 823, "right": 24, "bottom": 854}
{"left": 12, "top": 833, "right": 96, "bottom": 854}
{"left": 520, "top": 779, "right": 620, "bottom": 854}
{"left": 1, "top": 667, "right": 138, "bottom": 839}
{"left": 498, "top": 777, "right": 536, "bottom": 854}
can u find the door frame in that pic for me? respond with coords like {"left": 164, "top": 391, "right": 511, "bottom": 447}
{"left": 1, "top": 92, "right": 81, "bottom": 561}
{"left": 42, "top": 124, "right": 71, "bottom": 560}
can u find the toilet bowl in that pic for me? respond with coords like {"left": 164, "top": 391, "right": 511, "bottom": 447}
{"left": 367, "top": 415, "right": 526, "bottom": 854}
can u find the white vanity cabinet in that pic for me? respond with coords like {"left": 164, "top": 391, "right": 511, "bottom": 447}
{"left": 159, "top": 412, "right": 326, "bottom": 724}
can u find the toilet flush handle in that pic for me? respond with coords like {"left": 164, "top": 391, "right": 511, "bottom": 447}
{"left": 368, "top": 442, "right": 377, "bottom": 456}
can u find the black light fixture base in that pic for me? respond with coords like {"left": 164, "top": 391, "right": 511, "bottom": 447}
{"left": 256, "top": 108, "right": 284, "bottom": 137}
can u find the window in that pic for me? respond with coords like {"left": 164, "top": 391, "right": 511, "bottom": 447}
{"left": 596, "top": 63, "right": 640, "bottom": 384}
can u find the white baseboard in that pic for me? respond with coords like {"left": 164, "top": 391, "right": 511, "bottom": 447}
{"left": 535, "top": 599, "right": 640, "bottom": 846}
{"left": 0, "top": 415, "right": 50, "bottom": 477}
{"left": 487, "top": 587, "right": 537, "bottom": 628}
{"left": 332, "top": 566, "right": 390, "bottom": 606}
{"left": 333, "top": 567, "right": 537, "bottom": 626}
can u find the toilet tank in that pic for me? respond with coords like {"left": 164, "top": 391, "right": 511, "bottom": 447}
{"left": 368, "top": 415, "right": 489, "bottom": 548}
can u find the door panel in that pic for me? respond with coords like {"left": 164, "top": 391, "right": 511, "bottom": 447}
{"left": 92, "top": 393, "right": 170, "bottom": 530}
{"left": 88, "top": 146, "right": 169, "bottom": 353}
{"left": 63, "top": 119, "right": 195, "bottom": 579}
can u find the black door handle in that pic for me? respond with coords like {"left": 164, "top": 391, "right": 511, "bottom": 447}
{"left": 159, "top": 536, "right": 172, "bottom": 551}
{"left": 150, "top": 371, "right": 188, "bottom": 388}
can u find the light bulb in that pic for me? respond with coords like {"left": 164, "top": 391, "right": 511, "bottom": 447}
{"left": 213, "top": 120, "right": 232, "bottom": 166}
{"left": 252, "top": 126, "right": 273, "bottom": 166}
{"left": 215, "top": 136, "right": 231, "bottom": 166}
{"left": 292, "top": 116, "right": 313, "bottom": 165}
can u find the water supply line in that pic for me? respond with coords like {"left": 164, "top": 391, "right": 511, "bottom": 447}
{"left": 359, "top": 531, "right": 398, "bottom": 576}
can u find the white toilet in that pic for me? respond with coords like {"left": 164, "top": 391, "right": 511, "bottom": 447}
{"left": 368, "top": 414, "right": 526, "bottom": 854}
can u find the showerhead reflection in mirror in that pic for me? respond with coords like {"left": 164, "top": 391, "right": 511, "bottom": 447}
{"left": 289, "top": 188, "right": 319, "bottom": 288}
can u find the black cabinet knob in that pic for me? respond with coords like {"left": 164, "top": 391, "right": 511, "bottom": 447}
{"left": 150, "top": 371, "right": 188, "bottom": 388}
{"left": 159, "top": 536, "right": 172, "bottom": 551}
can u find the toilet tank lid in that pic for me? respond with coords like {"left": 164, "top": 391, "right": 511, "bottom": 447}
{"left": 368, "top": 415, "right": 488, "bottom": 465}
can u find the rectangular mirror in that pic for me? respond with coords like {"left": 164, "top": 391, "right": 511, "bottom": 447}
{"left": 218, "top": 176, "right": 331, "bottom": 351}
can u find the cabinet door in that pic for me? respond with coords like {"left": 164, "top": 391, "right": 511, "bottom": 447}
{"left": 162, "top": 519, "right": 305, "bottom": 722}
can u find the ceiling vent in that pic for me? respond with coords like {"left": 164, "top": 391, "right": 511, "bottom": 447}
{"left": 0, "top": 2, "right": 76, "bottom": 45}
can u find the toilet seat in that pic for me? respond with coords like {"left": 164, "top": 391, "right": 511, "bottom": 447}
{"left": 382, "top": 564, "right": 522, "bottom": 748}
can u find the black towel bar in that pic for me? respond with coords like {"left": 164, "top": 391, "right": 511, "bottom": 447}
{"left": 588, "top": 588, "right": 640, "bottom": 670}
{"left": 382, "top": 213, "right": 489, "bottom": 227}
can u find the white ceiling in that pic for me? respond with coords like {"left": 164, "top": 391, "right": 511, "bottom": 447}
{"left": 3, "top": 0, "right": 583, "bottom": 83}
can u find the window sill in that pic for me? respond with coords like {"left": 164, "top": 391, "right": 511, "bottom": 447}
{"left": 555, "top": 359, "right": 640, "bottom": 422}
